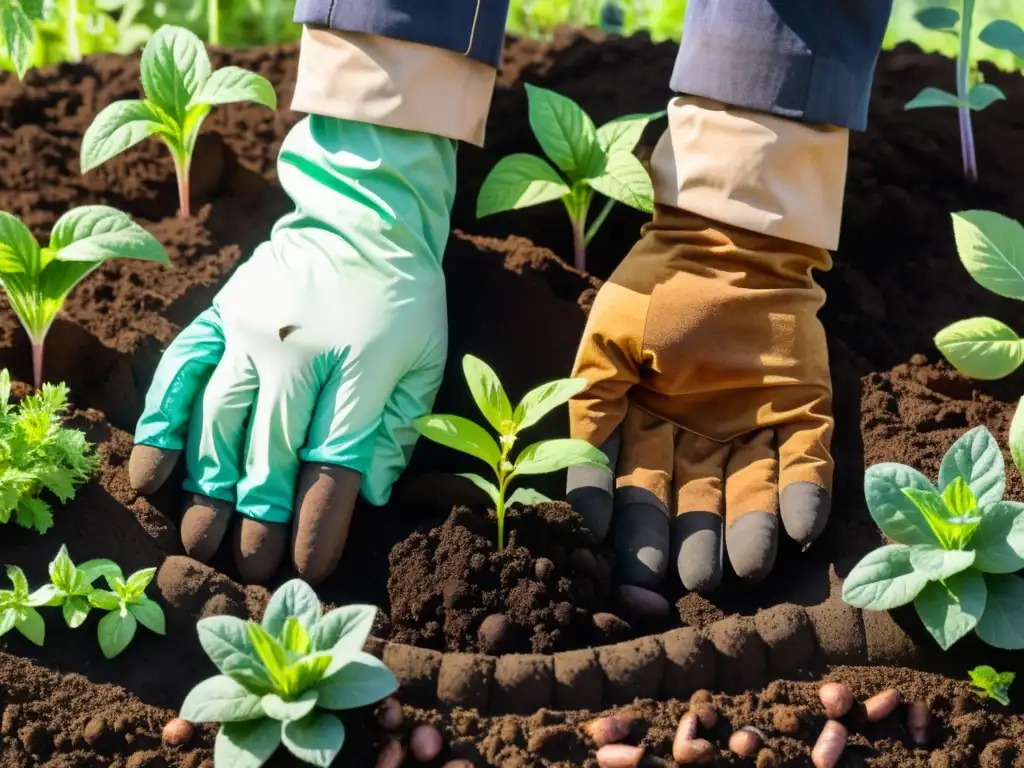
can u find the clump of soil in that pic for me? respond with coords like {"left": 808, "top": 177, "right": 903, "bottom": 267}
{"left": 385, "top": 503, "right": 623, "bottom": 653}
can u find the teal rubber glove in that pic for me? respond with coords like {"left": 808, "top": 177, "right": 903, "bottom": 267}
{"left": 129, "top": 115, "right": 455, "bottom": 581}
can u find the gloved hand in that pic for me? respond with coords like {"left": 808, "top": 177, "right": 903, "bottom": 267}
{"left": 129, "top": 115, "right": 455, "bottom": 584}
{"left": 566, "top": 206, "right": 833, "bottom": 593}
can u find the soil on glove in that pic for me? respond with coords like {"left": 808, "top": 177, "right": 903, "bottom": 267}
{"left": 4, "top": 27, "right": 1024, "bottom": 766}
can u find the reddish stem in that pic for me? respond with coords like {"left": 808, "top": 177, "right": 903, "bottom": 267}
{"left": 174, "top": 154, "right": 192, "bottom": 218}
{"left": 31, "top": 341, "right": 43, "bottom": 389}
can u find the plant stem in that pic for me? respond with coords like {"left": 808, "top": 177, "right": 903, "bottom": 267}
{"left": 570, "top": 217, "right": 586, "bottom": 272}
{"left": 65, "top": 0, "right": 81, "bottom": 63}
{"left": 31, "top": 341, "right": 44, "bottom": 389}
{"left": 584, "top": 197, "right": 616, "bottom": 247}
{"left": 957, "top": 0, "right": 978, "bottom": 183}
{"left": 173, "top": 152, "right": 192, "bottom": 218}
{"left": 208, "top": 0, "right": 220, "bottom": 45}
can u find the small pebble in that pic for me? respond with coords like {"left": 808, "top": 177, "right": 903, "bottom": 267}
{"left": 534, "top": 557, "right": 554, "bottom": 581}
{"left": 583, "top": 711, "right": 636, "bottom": 747}
{"left": 864, "top": 689, "right": 901, "bottom": 723}
{"left": 819, "top": 682, "right": 854, "bottom": 719}
{"left": 615, "top": 585, "right": 671, "bottom": 621}
{"left": 83, "top": 717, "right": 108, "bottom": 746}
{"left": 728, "top": 727, "right": 764, "bottom": 758}
{"left": 596, "top": 744, "right": 645, "bottom": 768}
{"left": 478, "top": 614, "right": 512, "bottom": 654}
{"left": 375, "top": 738, "right": 405, "bottom": 768}
{"left": 571, "top": 548, "right": 599, "bottom": 576}
{"left": 675, "top": 738, "right": 716, "bottom": 764}
{"left": 410, "top": 724, "right": 443, "bottom": 762}
{"left": 376, "top": 698, "right": 404, "bottom": 731}
{"left": 161, "top": 719, "right": 193, "bottom": 747}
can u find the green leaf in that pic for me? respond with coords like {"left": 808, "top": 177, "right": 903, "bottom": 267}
{"left": 26, "top": 584, "right": 61, "bottom": 608}
{"left": 596, "top": 110, "right": 665, "bottom": 156}
{"left": 909, "top": 546, "right": 976, "bottom": 580}
{"left": 904, "top": 488, "right": 980, "bottom": 551}
{"left": 0, "top": 3, "right": 35, "bottom": 80}
{"left": 507, "top": 487, "right": 551, "bottom": 507}
{"left": 198, "top": 615, "right": 256, "bottom": 673}
{"left": 79, "top": 100, "right": 168, "bottom": 173}
{"left": 98, "top": 610, "right": 138, "bottom": 659}
{"left": 62, "top": 595, "right": 91, "bottom": 629}
{"left": 864, "top": 463, "right": 940, "bottom": 546}
{"left": 48, "top": 546, "right": 76, "bottom": 592}
{"left": 973, "top": 502, "right": 1024, "bottom": 573}
{"left": 935, "top": 317, "right": 1024, "bottom": 380}
{"left": 513, "top": 378, "right": 588, "bottom": 431}
{"left": 905, "top": 87, "right": 960, "bottom": 110}
{"left": 975, "top": 573, "right": 1024, "bottom": 649}
{"left": 310, "top": 605, "right": 377, "bottom": 655}
{"left": 939, "top": 426, "right": 1005, "bottom": 507}
{"left": 248, "top": 622, "right": 290, "bottom": 683}
{"left": 78, "top": 558, "right": 121, "bottom": 585}
{"left": 456, "top": 473, "right": 501, "bottom": 505}
{"left": 190, "top": 66, "right": 277, "bottom": 109}
{"left": 316, "top": 652, "right": 398, "bottom": 710}
{"left": 476, "top": 154, "right": 571, "bottom": 218}
{"left": 968, "top": 83, "right": 1006, "bottom": 111}
{"left": 128, "top": 596, "right": 166, "bottom": 635}
{"left": 221, "top": 654, "right": 276, "bottom": 696}
{"left": 914, "top": 570, "right": 987, "bottom": 650}
{"left": 50, "top": 206, "right": 171, "bottom": 265}
{"left": 124, "top": 567, "right": 157, "bottom": 597}
{"left": 88, "top": 589, "right": 121, "bottom": 612}
{"left": 413, "top": 414, "right": 502, "bottom": 470}
{"left": 586, "top": 151, "right": 654, "bottom": 213}
{"left": 969, "top": 665, "right": 1015, "bottom": 705}
{"left": 215, "top": 719, "right": 283, "bottom": 768}
{"left": 280, "top": 617, "right": 311, "bottom": 655}
{"left": 262, "top": 579, "right": 322, "bottom": 637}
{"left": 1011, "top": 397, "right": 1024, "bottom": 479}
{"left": 140, "top": 25, "right": 212, "bottom": 122}
{"left": 979, "top": 19, "right": 1024, "bottom": 56}
{"left": 0, "top": 211, "right": 40, "bottom": 275}
{"left": 0, "top": 608, "right": 18, "bottom": 637}
{"left": 943, "top": 477, "right": 979, "bottom": 517}
{"left": 15, "top": 607, "right": 44, "bottom": 646}
{"left": 915, "top": 6, "right": 960, "bottom": 29}
{"left": 524, "top": 83, "right": 599, "bottom": 179}
{"left": 281, "top": 712, "right": 345, "bottom": 768}
{"left": 461, "top": 355, "right": 513, "bottom": 432}
{"left": 513, "top": 438, "right": 610, "bottom": 477}
{"left": 261, "top": 689, "right": 319, "bottom": 723}
{"left": 841, "top": 545, "right": 930, "bottom": 610}
{"left": 951, "top": 210, "right": 1024, "bottom": 301}
{"left": 180, "top": 675, "right": 266, "bottom": 723}
{"left": 6, "top": 565, "right": 28, "bottom": 598}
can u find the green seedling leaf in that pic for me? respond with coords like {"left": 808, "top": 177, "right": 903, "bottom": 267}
{"left": 88, "top": 590, "right": 121, "bottom": 612}
{"left": 462, "top": 355, "right": 513, "bottom": 432}
{"left": 935, "top": 317, "right": 1024, "bottom": 379}
{"left": 309, "top": 604, "right": 377, "bottom": 655}
{"left": 456, "top": 473, "right": 501, "bottom": 506}
{"left": 15, "top": 607, "right": 44, "bottom": 646}
{"left": 969, "top": 665, "right": 1015, "bottom": 705}
{"left": 904, "top": 488, "right": 981, "bottom": 551}
{"left": 412, "top": 414, "right": 501, "bottom": 470}
{"left": 197, "top": 615, "right": 257, "bottom": 673}
{"left": 841, "top": 545, "right": 930, "bottom": 610}
{"left": 0, "top": 1, "right": 36, "bottom": 80}
{"left": 975, "top": 573, "right": 1024, "bottom": 649}
{"left": 524, "top": 83, "right": 600, "bottom": 179}
{"left": 978, "top": 19, "right": 1024, "bottom": 56}
{"left": 261, "top": 689, "right": 319, "bottom": 722}
{"left": 968, "top": 83, "right": 1006, "bottom": 111}
{"left": 513, "top": 377, "right": 587, "bottom": 431}
{"left": 914, "top": 570, "right": 987, "bottom": 650}
{"left": 140, "top": 24, "right": 211, "bottom": 122}
{"left": 280, "top": 617, "right": 312, "bottom": 655}
{"left": 262, "top": 579, "right": 322, "bottom": 637}
{"left": 79, "top": 100, "right": 169, "bottom": 173}
{"left": 943, "top": 477, "right": 979, "bottom": 517}
{"left": 98, "top": 609, "right": 137, "bottom": 659}
{"left": 513, "top": 438, "right": 610, "bottom": 477}
{"left": 909, "top": 545, "right": 976, "bottom": 580}
{"left": 972, "top": 501, "right": 1024, "bottom": 573}
{"left": 180, "top": 675, "right": 266, "bottom": 723}
{"left": 316, "top": 653, "right": 398, "bottom": 710}
{"left": 507, "top": 487, "right": 551, "bottom": 507}
{"left": 939, "top": 426, "right": 1005, "bottom": 507}
{"left": 915, "top": 6, "right": 960, "bottom": 30}
{"left": 586, "top": 150, "right": 654, "bottom": 213}
{"left": 190, "top": 66, "right": 277, "bottom": 109}
{"left": 476, "top": 154, "right": 571, "bottom": 218}
{"left": 905, "top": 87, "right": 960, "bottom": 110}
{"left": 863, "top": 463, "right": 940, "bottom": 546}
{"left": 596, "top": 110, "right": 666, "bottom": 155}
{"left": 128, "top": 596, "right": 166, "bottom": 634}
{"left": 215, "top": 719, "right": 283, "bottom": 768}
{"left": 63, "top": 595, "right": 91, "bottom": 628}
{"left": 1011, "top": 396, "right": 1024, "bottom": 478}
{"left": 281, "top": 712, "right": 345, "bottom": 767}
{"left": 952, "top": 210, "right": 1024, "bottom": 301}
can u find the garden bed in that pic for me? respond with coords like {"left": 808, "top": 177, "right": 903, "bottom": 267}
{"left": 4, "top": 28, "right": 1024, "bottom": 767}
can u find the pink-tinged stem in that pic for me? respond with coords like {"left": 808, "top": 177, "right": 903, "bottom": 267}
{"left": 571, "top": 217, "right": 586, "bottom": 272}
{"left": 31, "top": 341, "right": 44, "bottom": 389}
{"left": 174, "top": 154, "right": 192, "bottom": 218}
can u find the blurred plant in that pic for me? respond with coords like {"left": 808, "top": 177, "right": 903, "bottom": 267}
{"left": 0, "top": 0, "right": 46, "bottom": 78}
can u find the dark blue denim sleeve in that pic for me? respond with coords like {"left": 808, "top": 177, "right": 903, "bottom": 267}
{"left": 670, "top": 0, "right": 894, "bottom": 130}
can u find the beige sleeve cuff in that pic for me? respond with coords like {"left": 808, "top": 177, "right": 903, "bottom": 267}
{"left": 291, "top": 27, "right": 497, "bottom": 147}
{"left": 649, "top": 96, "right": 849, "bottom": 251}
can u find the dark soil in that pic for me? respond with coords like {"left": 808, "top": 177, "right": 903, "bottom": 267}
{"left": 3, "top": 26, "right": 1024, "bottom": 766}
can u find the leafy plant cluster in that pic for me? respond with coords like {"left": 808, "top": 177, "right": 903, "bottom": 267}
{"left": 476, "top": 83, "right": 663, "bottom": 272}
{"left": 906, "top": 1, "right": 1024, "bottom": 181}
{"left": 413, "top": 355, "right": 609, "bottom": 550}
{"left": 842, "top": 427, "right": 1024, "bottom": 651}
{"left": 0, "top": 369, "right": 97, "bottom": 533}
{"left": 180, "top": 579, "right": 396, "bottom": 768}
{"left": 969, "top": 664, "right": 1015, "bottom": 705}
{"left": 0, "top": 545, "right": 165, "bottom": 658}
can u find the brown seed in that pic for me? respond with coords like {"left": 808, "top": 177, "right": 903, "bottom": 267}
{"left": 864, "top": 689, "right": 902, "bottom": 723}
{"left": 695, "top": 704, "right": 717, "bottom": 729}
{"left": 596, "top": 744, "right": 645, "bottom": 768}
{"left": 728, "top": 727, "right": 764, "bottom": 758}
{"left": 376, "top": 698, "right": 404, "bottom": 731}
{"left": 410, "top": 724, "right": 443, "bottom": 762}
{"left": 583, "top": 711, "right": 636, "bottom": 747}
{"left": 818, "top": 682, "right": 854, "bottom": 719}
{"left": 675, "top": 738, "right": 716, "bottom": 764}
{"left": 689, "top": 689, "right": 713, "bottom": 709}
{"left": 811, "top": 720, "right": 847, "bottom": 768}
{"left": 907, "top": 701, "right": 930, "bottom": 746}
{"left": 442, "top": 762, "right": 475, "bottom": 768}
{"left": 161, "top": 719, "right": 193, "bottom": 747}
{"left": 672, "top": 712, "right": 699, "bottom": 760}
{"left": 375, "top": 738, "right": 405, "bottom": 768}
{"left": 534, "top": 557, "right": 554, "bottom": 581}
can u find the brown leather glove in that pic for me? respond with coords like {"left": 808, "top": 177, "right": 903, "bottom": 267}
{"left": 566, "top": 205, "right": 834, "bottom": 593}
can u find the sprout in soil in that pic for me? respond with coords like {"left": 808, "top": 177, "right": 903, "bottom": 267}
{"left": 0, "top": 0, "right": 46, "bottom": 80}
{"left": 413, "top": 355, "right": 611, "bottom": 551}
{"left": 86, "top": 562, "right": 166, "bottom": 659}
{"left": 180, "top": 580, "right": 397, "bottom": 768}
{"left": 969, "top": 665, "right": 1015, "bottom": 705}
{"left": 0, "top": 205, "right": 170, "bottom": 388}
{"left": 475, "top": 83, "right": 663, "bottom": 272}
{"left": 0, "top": 564, "right": 56, "bottom": 646}
{"left": 905, "top": 2, "right": 1023, "bottom": 182}
{"left": 843, "top": 426, "right": 1024, "bottom": 650}
{"left": 79, "top": 24, "right": 277, "bottom": 218}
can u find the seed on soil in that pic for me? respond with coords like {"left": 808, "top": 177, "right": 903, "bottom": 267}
{"left": 375, "top": 737, "right": 405, "bottom": 768}
{"left": 592, "top": 611, "right": 632, "bottom": 641}
{"left": 864, "top": 689, "right": 902, "bottom": 723}
{"left": 534, "top": 557, "right": 554, "bottom": 581}
{"left": 811, "top": 720, "right": 847, "bottom": 768}
{"left": 728, "top": 726, "right": 764, "bottom": 758}
{"left": 819, "top": 682, "right": 854, "bottom": 719}
{"left": 907, "top": 701, "right": 930, "bottom": 746}
{"left": 614, "top": 584, "right": 671, "bottom": 621}
{"left": 689, "top": 690, "right": 713, "bottom": 709}
{"left": 83, "top": 717, "right": 108, "bottom": 746}
{"left": 442, "top": 762, "right": 475, "bottom": 768}
{"left": 410, "top": 724, "right": 444, "bottom": 762}
{"left": 596, "top": 743, "right": 645, "bottom": 768}
{"left": 672, "top": 712, "right": 698, "bottom": 757}
{"left": 674, "top": 738, "right": 716, "bottom": 764}
{"left": 376, "top": 698, "right": 404, "bottom": 731}
{"left": 478, "top": 614, "right": 512, "bottom": 654}
{"left": 161, "top": 718, "right": 193, "bottom": 747}
{"left": 583, "top": 710, "right": 636, "bottom": 747}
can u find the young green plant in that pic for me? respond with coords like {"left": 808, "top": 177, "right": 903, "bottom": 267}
{"left": 906, "top": 2, "right": 1023, "bottom": 182}
{"left": 842, "top": 426, "right": 1024, "bottom": 650}
{"left": 476, "top": 83, "right": 663, "bottom": 272}
{"left": 413, "top": 355, "right": 610, "bottom": 551}
{"left": 46, "top": 545, "right": 121, "bottom": 629}
{"left": 87, "top": 562, "right": 165, "bottom": 658}
{"left": 0, "top": 370, "right": 99, "bottom": 534}
{"left": 180, "top": 579, "right": 396, "bottom": 768}
{"left": 969, "top": 665, "right": 1014, "bottom": 705}
{"left": 0, "top": 0, "right": 46, "bottom": 79}
{"left": 0, "top": 206, "right": 170, "bottom": 387}
{"left": 0, "top": 564, "right": 59, "bottom": 646}
{"left": 79, "top": 24, "right": 277, "bottom": 217}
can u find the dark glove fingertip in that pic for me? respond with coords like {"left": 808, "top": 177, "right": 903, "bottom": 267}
{"left": 780, "top": 482, "right": 831, "bottom": 545}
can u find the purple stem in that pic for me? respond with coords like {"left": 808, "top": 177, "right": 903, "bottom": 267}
{"left": 958, "top": 106, "right": 978, "bottom": 184}
{"left": 31, "top": 341, "right": 43, "bottom": 389}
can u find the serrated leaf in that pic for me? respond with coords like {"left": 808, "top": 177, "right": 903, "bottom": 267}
{"left": 476, "top": 154, "right": 571, "bottom": 218}
{"left": 935, "top": 317, "right": 1024, "bottom": 380}
{"left": 914, "top": 571, "right": 986, "bottom": 650}
{"left": 841, "top": 545, "right": 930, "bottom": 610}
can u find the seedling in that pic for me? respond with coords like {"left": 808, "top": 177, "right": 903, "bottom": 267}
{"left": 0, "top": 205, "right": 170, "bottom": 387}
{"left": 0, "top": 370, "right": 99, "bottom": 534}
{"left": 413, "top": 355, "right": 610, "bottom": 551}
{"left": 843, "top": 426, "right": 1024, "bottom": 650}
{"left": 476, "top": 83, "right": 662, "bottom": 272}
{"left": 46, "top": 545, "right": 120, "bottom": 629}
{"left": 0, "top": 565, "right": 58, "bottom": 646}
{"left": 969, "top": 665, "right": 1014, "bottom": 705}
{"left": 180, "top": 580, "right": 396, "bottom": 768}
{"left": 87, "top": 563, "right": 165, "bottom": 658}
{"left": 906, "top": 2, "right": 1023, "bottom": 182}
{"left": 79, "top": 24, "right": 277, "bottom": 217}
{"left": 0, "top": 0, "right": 46, "bottom": 79}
